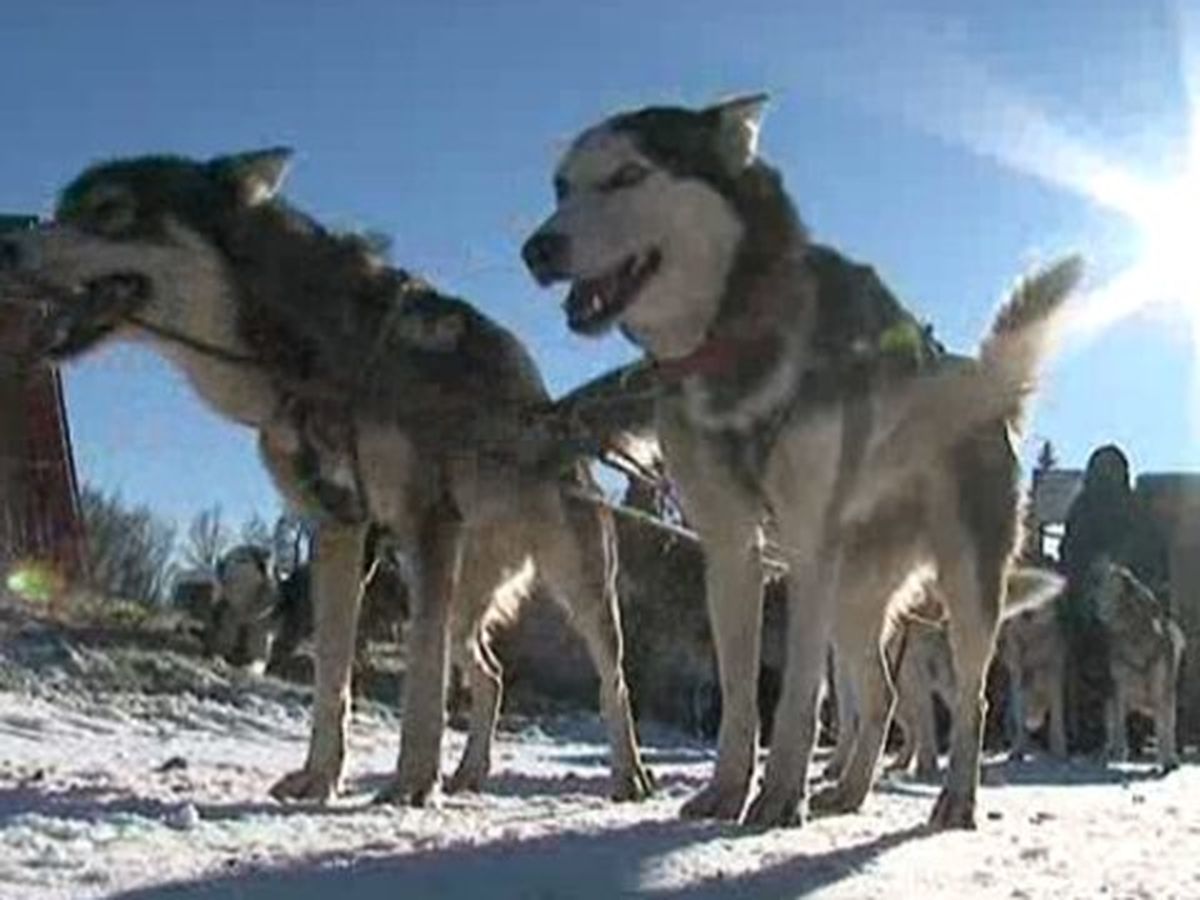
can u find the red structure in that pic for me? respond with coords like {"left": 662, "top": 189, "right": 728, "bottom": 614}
{"left": 0, "top": 215, "right": 86, "bottom": 579}
{"left": 3, "top": 369, "right": 86, "bottom": 576}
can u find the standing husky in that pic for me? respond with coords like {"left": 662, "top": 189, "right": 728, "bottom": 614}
{"left": 523, "top": 95, "right": 1081, "bottom": 829}
{"left": 1093, "top": 561, "right": 1185, "bottom": 771}
{"left": 0, "top": 150, "right": 652, "bottom": 805}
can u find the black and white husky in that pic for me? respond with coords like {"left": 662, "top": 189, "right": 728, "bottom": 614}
{"left": 524, "top": 95, "right": 1082, "bottom": 829}
{"left": 0, "top": 149, "right": 652, "bottom": 807}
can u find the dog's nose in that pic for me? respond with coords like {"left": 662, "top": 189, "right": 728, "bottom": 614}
{"left": 521, "top": 231, "right": 570, "bottom": 286}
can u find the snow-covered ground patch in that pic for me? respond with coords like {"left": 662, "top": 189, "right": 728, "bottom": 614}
{"left": 1, "top": 618, "right": 1198, "bottom": 898}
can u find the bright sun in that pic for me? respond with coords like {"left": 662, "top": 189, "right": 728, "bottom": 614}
{"left": 1130, "top": 167, "right": 1200, "bottom": 311}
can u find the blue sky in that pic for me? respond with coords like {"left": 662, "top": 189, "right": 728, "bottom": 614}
{"left": 0, "top": 0, "right": 1195, "bottom": 533}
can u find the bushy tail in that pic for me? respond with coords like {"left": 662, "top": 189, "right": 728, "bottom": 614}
{"left": 863, "top": 255, "right": 1083, "bottom": 485}
{"left": 979, "top": 254, "right": 1084, "bottom": 429}
{"left": 999, "top": 566, "right": 1066, "bottom": 621}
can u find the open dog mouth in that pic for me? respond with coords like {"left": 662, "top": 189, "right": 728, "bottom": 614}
{"left": 30, "top": 271, "right": 152, "bottom": 360}
{"left": 564, "top": 249, "right": 661, "bottom": 336}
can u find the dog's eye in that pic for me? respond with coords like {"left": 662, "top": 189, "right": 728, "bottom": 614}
{"left": 90, "top": 197, "right": 135, "bottom": 234}
{"left": 553, "top": 176, "right": 570, "bottom": 202}
{"left": 601, "top": 163, "right": 650, "bottom": 192}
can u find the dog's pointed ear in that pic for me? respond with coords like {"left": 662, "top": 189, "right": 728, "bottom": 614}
{"left": 211, "top": 147, "right": 294, "bottom": 206}
{"left": 706, "top": 93, "right": 769, "bottom": 173}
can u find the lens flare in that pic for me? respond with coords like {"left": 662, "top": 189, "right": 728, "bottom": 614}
{"left": 5, "top": 560, "right": 65, "bottom": 603}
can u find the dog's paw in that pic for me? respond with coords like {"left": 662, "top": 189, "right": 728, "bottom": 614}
{"left": 269, "top": 767, "right": 340, "bottom": 804}
{"left": 374, "top": 769, "right": 440, "bottom": 807}
{"left": 680, "top": 780, "right": 748, "bottom": 821}
{"left": 444, "top": 761, "right": 487, "bottom": 796}
{"left": 744, "top": 783, "right": 805, "bottom": 829}
{"left": 808, "top": 784, "right": 860, "bottom": 817}
{"left": 612, "top": 763, "right": 656, "bottom": 802}
{"left": 373, "top": 779, "right": 437, "bottom": 807}
{"left": 914, "top": 762, "right": 940, "bottom": 781}
{"left": 928, "top": 788, "right": 977, "bottom": 831}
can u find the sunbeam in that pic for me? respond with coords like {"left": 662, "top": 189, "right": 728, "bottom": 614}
{"left": 825, "top": 5, "right": 1200, "bottom": 392}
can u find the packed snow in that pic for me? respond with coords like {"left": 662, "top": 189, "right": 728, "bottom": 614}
{"left": 1, "top": 613, "right": 1198, "bottom": 899}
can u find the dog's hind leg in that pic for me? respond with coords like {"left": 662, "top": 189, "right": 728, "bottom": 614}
{"left": 270, "top": 522, "right": 368, "bottom": 803}
{"left": 1105, "top": 686, "right": 1130, "bottom": 764}
{"left": 445, "top": 543, "right": 516, "bottom": 795}
{"left": 900, "top": 663, "right": 940, "bottom": 779}
{"left": 537, "top": 493, "right": 652, "bottom": 801}
{"left": 928, "top": 550, "right": 1002, "bottom": 831}
{"left": 446, "top": 628, "right": 504, "bottom": 794}
{"left": 376, "top": 503, "right": 463, "bottom": 806}
{"left": 1155, "top": 665, "right": 1179, "bottom": 772}
{"left": 823, "top": 647, "right": 857, "bottom": 781}
{"left": 811, "top": 558, "right": 911, "bottom": 815}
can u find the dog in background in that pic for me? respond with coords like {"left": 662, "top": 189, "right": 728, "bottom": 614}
{"left": 1093, "top": 560, "right": 1185, "bottom": 772}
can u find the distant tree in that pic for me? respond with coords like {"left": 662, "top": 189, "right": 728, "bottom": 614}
{"left": 79, "top": 484, "right": 177, "bottom": 604}
{"left": 271, "top": 512, "right": 311, "bottom": 578}
{"left": 182, "top": 505, "right": 229, "bottom": 575}
{"left": 1036, "top": 440, "right": 1058, "bottom": 474}
{"left": 240, "top": 512, "right": 272, "bottom": 552}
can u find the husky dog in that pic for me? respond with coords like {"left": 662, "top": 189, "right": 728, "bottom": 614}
{"left": 208, "top": 544, "right": 278, "bottom": 673}
{"left": 524, "top": 95, "right": 1081, "bottom": 828}
{"left": 1093, "top": 561, "right": 1185, "bottom": 772}
{"left": 0, "top": 150, "right": 651, "bottom": 805}
{"left": 999, "top": 572, "right": 1068, "bottom": 762}
{"left": 880, "top": 582, "right": 954, "bottom": 780}
{"left": 833, "top": 567, "right": 1064, "bottom": 780}
{"left": 207, "top": 530, "right": 409, "bottom": 676}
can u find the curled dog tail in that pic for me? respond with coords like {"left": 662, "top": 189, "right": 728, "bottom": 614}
{"left": 999, "top": 566, "right": 1066, "bottom": 621}
{"left": 979, "top": 254, "right": 1084, "bottom": 430}
{"left": 858, "top": 256, "right": 1083, "bottom": 502}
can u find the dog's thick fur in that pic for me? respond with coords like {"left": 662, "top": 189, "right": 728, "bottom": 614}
{"left": 0, "top": 150, "right": 651, "bottom": 805}
{"left": 525, "top": 96, "right": 1081, "bottom": 829}
{"left": 1093, "top": 561, "right": 1185, "bottom": 771}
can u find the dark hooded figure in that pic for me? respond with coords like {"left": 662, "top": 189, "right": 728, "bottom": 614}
{"left": 1059, "top": 444, "right": 1170, "bottom": 752}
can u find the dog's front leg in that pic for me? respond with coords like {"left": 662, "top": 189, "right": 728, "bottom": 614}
{"left": 270, "top": 522, "right": 367, "bottom": 802}
{"left": 1047, "top": 663, "right": 1069, "bottom": 759}
{"left": 1005, "top": 651, "right": 1029, "bottom": 762}
{"left": 679, "top": 530, "right": 765, "bottom": 821}
{"left": 746, "top": 540, "right": 840, "bottom": 827}
{"left": 376, "top": 502, "right": 462, "bottom": 806}
{"left": 1155, "top": 670, "right": 1179, "bottom": 772}
{"left": 661, "top": 415, "right": 764, "bottom": 821}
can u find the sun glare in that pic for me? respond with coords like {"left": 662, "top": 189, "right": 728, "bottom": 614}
{"left": 1128, "top": 168, "right": 1200, "bottom": 313}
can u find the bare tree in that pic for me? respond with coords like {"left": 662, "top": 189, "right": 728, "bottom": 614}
{"left": 240, "top": 512, "right": 272, "bottom": 552}
{"left": 183, "top": 505, "right": 229, "bottom": 575}
{"left": 271, "top": 512, "right": 311, "bottom": 578}
{"left": 79, "top": 484, "right": 177, "bottom": 604}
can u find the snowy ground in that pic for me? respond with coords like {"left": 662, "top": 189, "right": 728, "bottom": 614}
{"left": 2, "top": 616, "right": 1199, "bottom": 899}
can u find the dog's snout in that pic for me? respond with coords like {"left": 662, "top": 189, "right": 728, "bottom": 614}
{"left": 521, "top": 231, "right": 570, "bottom": 285}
